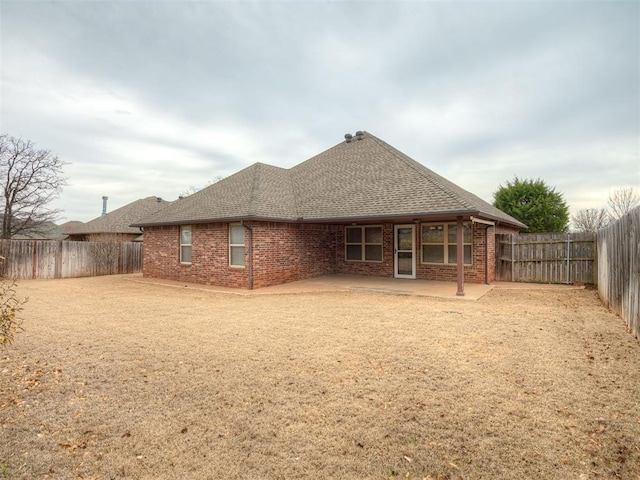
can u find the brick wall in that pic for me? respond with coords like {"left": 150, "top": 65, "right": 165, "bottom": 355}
{"left": 334, "top": 222, "right": 495, "bottom": 284}
{"left": 415, "top": 222, "right": 493, "bottom": 283}
{"left": 486, "top": 225, "right": 496, "bottom": 283}
{"left": 142, "top": 223, "right": 248, "bottom": 287}
{"left": 143, "top": 220, "right": 512, "bottom": 289}
{"left": 251, "top": 222, "right": 340, "bottom": 288}
{"left": 142, "top": 222, "right": 340, "bottom": 289}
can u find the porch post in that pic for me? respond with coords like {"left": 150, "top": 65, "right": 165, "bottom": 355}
{"left": 456, "top": 216, "right": 465, "bottom": 296}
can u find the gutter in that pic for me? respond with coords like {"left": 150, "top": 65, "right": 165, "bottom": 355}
{"left": 133, "top": 212, "right": 524, "bottom": 232}
{"left": 469, "top": 216, "right": 495, "bottom": 226}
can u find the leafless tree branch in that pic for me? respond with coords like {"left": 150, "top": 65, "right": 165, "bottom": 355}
{"left": 607, "top": 186, "right": 639, "bottom": 220}
{"left": 1, "top": 134, "right": 68, "bottom": 238}
{"left": 571, "top": 208, "right": 610, "bottom": 233}
{"left": 86, "top": 234, "right": 125, "bottom": 275}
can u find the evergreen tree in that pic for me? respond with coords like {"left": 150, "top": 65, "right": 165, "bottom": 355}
{"left": 493, "top": 177, "right": 569, "bottom": 233}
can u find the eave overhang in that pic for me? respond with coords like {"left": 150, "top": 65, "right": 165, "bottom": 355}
{"left": 131, "top": 210, "right": 525, "bottom": 230}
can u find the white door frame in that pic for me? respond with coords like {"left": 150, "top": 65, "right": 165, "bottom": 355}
{"left": 394, "top": 224, "right": 416, "bottom": 279}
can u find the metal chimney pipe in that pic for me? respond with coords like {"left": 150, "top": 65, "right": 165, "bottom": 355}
{"left": 101, "top": 196, "right": 108, "bottom": 216}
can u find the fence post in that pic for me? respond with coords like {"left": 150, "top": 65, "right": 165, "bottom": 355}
{"left": 31, "top": 240, "right": 37, "bottom": 279}
{"left": 511, "top": 234, "right": 515, "bottom": 282}
{"left": 593, "top": 233, "right": 598, "bottom": 286}
{"left": 54, "top": 240, "right": 62, "bottom": 279}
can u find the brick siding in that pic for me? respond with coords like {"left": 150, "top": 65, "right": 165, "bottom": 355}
{"left": 415, "top": 222, "right": 493, "bottom": 283}
{"left": 143, "top": 220, "right": 508, "bottom": 289}
{"left": 251, "top": 222, "right": 339, "bottom": 288}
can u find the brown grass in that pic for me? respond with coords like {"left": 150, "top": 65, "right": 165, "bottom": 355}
{"left": 1, "top": 275, "right": 639, "bottom": 479}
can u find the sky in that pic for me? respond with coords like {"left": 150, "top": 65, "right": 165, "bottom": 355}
{"left": 1, "top": 0, "right": 638, "bottom": 223}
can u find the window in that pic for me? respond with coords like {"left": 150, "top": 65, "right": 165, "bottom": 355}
{"left": 345, "top": 226, "right": 383, "bottom": 262}
{"left": 180, "top": 226, "right": 192, "bottom": 264}
{"left": 421, "top": 223, "right": 472, "bottom": 265}
{"left": 229, "top": 223, "right": 245, "bottom": 267}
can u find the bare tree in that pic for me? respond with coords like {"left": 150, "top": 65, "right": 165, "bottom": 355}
{"left": 607, "top": 186, "right": 639, "bottom": 220}
{"left": 179, "top": 175, "right": 224, "bottom": 198}
{"left": 571, "top": 208, "right": 610, "bottom": 232}
{"left": 0, "top": 134, "right": 67, "bottom": 239}
{"left": 87, "top": 234, "right": 124, "bottom": 275}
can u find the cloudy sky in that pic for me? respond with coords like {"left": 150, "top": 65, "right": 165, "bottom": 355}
{"left": 1, "top": 0, "right": 638, "bottom": 223}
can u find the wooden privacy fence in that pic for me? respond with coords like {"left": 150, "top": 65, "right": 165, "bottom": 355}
{"left": 0, "top": 240, "right": 143, "bottom": 280}
{"left": 597, "top": 207, "right": 639, "bottom": 339}
{"left": 496, "top": 232, "right": 596, "bottom": 284}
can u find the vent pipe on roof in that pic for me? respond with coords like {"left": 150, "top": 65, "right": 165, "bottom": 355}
{"left": 355, "top": 131, "right": 364, "bottom": 140}
{"left": 344, "top": 133, "right": 353, "bottom": 143}
{"left": 101, "top": 196, "right": 108, "bottom": 217}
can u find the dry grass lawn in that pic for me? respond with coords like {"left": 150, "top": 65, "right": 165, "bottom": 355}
{"left": 1, "top": 274, "right": 639, "bottom": 479}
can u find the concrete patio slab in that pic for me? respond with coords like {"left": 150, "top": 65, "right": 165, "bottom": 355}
{"left": 130, "top": 273, "right": 495, "bottom": 300}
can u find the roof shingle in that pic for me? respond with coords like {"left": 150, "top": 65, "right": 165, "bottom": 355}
{"left": 68, "top": 196, "right": 172, "bottom": 235}
{"left": 134, "top": 132, "right": 525, "bottom": 228}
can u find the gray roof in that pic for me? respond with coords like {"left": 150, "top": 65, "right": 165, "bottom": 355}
{"left": 134, "top": 132, "right": 525, "bottom": 229}
{"left": 68, "top": 196, "right": 172, "bottom": 235}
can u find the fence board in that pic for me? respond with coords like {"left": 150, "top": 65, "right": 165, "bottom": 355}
{"left": 496, "top": 232, "right": 596, "bottom": 284}
{"left": 0, "top": 240, "right": 143, "bottom": 279}
{"left": 597, "top": 207, "right": 639, "bottom": 339}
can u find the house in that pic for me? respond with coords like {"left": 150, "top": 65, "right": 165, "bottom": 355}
{"left": 59, "top": 221, "right": 86, "bottom": 239}
{"left": 133, "top": 131, "right": 525, "bottom": 293}
{"left": 66, "top": 196, "right": 171, "bottom": 242}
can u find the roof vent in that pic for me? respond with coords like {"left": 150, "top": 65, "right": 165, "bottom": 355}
{"left": 101, "top": 196, "right": 108, "bottom": 217}
{"left": 355, "top": 131, "right": 364, "bottom": 140}
{"left": 344, "top": 133, "right": 353, "bottom": 143}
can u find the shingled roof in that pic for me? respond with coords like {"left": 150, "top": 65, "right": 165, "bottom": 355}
{"left": 68, "top": 196, "right": 172, "bottom": 235}
{"left": 134, "top": 132, "right": 525, "bottom": 229}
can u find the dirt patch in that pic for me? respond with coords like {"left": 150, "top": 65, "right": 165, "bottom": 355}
{"left": 1, "top": 275, "right": 639, "bottom": 479}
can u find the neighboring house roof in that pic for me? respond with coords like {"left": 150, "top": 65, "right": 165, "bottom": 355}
{"left": 68, "top": 196, "right": 172, "bottom": 236}
{"left": 61, "top": 221, "right": 85, "bottom": 235}
{"left": 134, "top": 132, "right": 526, "bottom": 229}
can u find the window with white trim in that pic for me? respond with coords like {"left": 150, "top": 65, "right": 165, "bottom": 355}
{"left": 229, "top": 223, "right": 245, "bottom": 267}
{"left": 345, "top": 225, "right": 383, "bottom": 262}
{"left": 180, "top": 226, "right": 192, "bottom": 264}
{"left": 421, "top": 223, "right": 472, "bottom": 265}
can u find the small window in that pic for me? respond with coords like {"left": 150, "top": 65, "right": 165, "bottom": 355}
{"left": 421, "top": 223, "right": 472, "bottom": 265}
{"left": 180, "top": 226, "right": 192, "bottom": 264}
{"left": 345, "top": 226, "right": 383, "bottom": 262}
{"left": 229, "top": 223, "right": 245, "bottom": 267}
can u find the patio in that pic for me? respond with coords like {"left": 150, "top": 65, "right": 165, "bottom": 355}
{"left": 132, "top": 273, "right": 496, "bottom": 300}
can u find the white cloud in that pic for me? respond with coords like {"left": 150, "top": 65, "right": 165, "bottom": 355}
{"left": 1, "top": 1, "right": 637, "bottom": 223}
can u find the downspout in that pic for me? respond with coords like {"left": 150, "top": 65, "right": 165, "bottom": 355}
{"left": 241, "top": 221, "right": 254, "bottom": 290}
